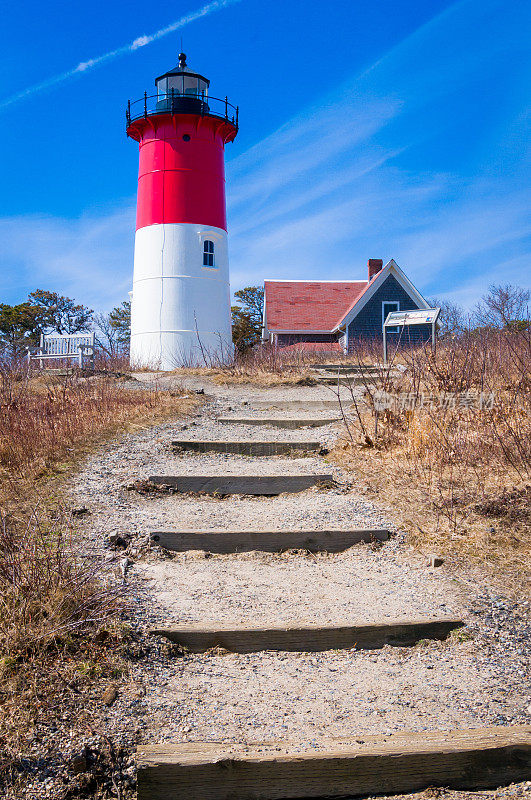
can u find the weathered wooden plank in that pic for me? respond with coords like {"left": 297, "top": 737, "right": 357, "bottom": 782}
{"left": 137, "top": 726, "right": 531, "bottom": 800}
{"left": 148, "top": 475, "right": 334, "bottom": 496}
{"left": 243, "top": 399, "right": 346, "bottom": 411}
{"left": 315, "top": 374, "right": 381, "bottom": 385}
{"left": 311, "top": 369, "right": 380, "bottom": 376}
{"left": 218, "top": 417, "right": 339, "bottom": 429}
{"left": 315, "top": 372, "right": 381, "bottom": 386}
{"left": 171, "top": 440, "right": 322, "bottom": 456}
{"left": 150, "top": 617, "right": 463, "bottom": 653}
{"left": 310, "top": 363, "right": 381, "bottom": 373}
{"left": 150, "top": 528, "right": 389, "bottom": 553}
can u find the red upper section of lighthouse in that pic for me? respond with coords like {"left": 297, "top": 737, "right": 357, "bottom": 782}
{"left": 126, "top": 54, "right": 238, "bottom": 232}
{"left": 128, "top": 114, "right": 236, "bottom": 231}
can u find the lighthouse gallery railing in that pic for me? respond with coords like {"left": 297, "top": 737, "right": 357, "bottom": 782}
{"left": 126, "top": 93, "right": 238, "bottom": 129}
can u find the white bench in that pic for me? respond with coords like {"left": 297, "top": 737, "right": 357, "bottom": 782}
{"left": 27, "top": 332, "right": 95, "bottom": 369}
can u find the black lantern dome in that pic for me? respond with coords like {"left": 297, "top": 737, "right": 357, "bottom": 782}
{"left": 125, "top": 52, "right": 238, "bottom": 134}
{"left": 155, "top": 53, "right": 210, "bottom": 114}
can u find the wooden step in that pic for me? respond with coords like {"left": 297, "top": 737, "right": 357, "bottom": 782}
{"left": 311, "top": 366, "right": 380, "bottom": 374}
{"left": 137, "top": 725, "right": 531, "bottom": 800}
{"left": 150, "top": 528, "right": 389, "bottom": 553}
{"left": 310, "top": 362, "right": 381, "bottom": 371}
{"left": 148, "top": 475, "right": 334, "bottom": 496}
{"left": 243, "top": 399, "right": 346, "bottom": 411}
{"left": 315, "top": 374, "right": 381, "bottom": 385}
{"left": 171, "top": 440, "right": 322, "bottom": 456}
{"left": 313, "top": 371, "right": 368, "bottom": 377}
{"left": 150, "top": 617, "right": 463, "bottom": 653}
{"left": 218, "top": 416, "right": 339, "bottom": 429}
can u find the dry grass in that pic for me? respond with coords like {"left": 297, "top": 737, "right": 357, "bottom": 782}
{"left": 0, "top": 509, "right": 126, "bottom": 777}
{"left": 333, "top": 439, "right": 530, "bottom": 590}
{"left": 0, "top": 364, "right": 196, "bottom": 496}
{"left": 169, "top": 343, "right": 380, "bottom": 386}
{"left": 171, "top": 364, "right": 319, "bottom": 386}
{"left": 0, "top": 361, "right": 196, "bottom": 792}
{"left": 330, "top": 330, "right": 531, "bottom": 592}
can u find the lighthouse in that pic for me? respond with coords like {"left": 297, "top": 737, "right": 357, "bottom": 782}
{"left": 126, "top": 53, "right": 238, "bottom": 369}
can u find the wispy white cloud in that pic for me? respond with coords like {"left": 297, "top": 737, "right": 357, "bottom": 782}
{"left": 1, "top": 0, "right": 529, "bottom": 311}
{"left": 226, "top": 0, "right": 530, "bottom": 304}
{"left": 393, "top": 188, "right": 531, "bottom": 285}
{"left": 228, "top": 97, "right": 403, "bottom": 208}
{"left": 0, "top": 0, "right": 242, "bottom": 111}
{"left": 0, "top": 204, "right": 135, "bottom": 309}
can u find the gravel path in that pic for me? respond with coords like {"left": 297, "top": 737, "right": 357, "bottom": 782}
{"left": 142, "top": 638, "right": 528, "bottom": 744}
{"left": 134, "top": 548, "right": 461, "bottom": 627}
{"left": 132, "top": 371, "right": 356, "bottom": 402}
{"left": 61, "top": 374, "right": 531, "bottom": 793}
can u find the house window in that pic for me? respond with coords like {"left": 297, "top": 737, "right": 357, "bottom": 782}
{"left": 203, "top": 240, "right": 215, "bottom": 267}
{"left": 382, "top": 301, "right": 400, "bottom": 333}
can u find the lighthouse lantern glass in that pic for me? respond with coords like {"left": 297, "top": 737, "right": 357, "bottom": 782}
{"left": 157, "top": 74, "right": 208, "bottom": 99}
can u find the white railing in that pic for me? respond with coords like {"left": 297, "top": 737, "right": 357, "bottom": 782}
{"left": 27, "top": 332, "right": 95, "bottom": 369}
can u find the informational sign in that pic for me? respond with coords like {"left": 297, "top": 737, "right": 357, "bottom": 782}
{"left": 384, "top": 308, "right": 440, "bottom": 327}
{"left": 383, "top": 307, "right": 440, "bottom": 365}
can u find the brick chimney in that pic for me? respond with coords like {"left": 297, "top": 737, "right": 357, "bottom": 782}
{"left": 368, "top": 258, "right": 383, "bottom": 281}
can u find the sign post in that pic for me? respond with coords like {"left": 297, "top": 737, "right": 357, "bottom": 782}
{"left": 383, "top": 308, "right": 440, "bottom": 366}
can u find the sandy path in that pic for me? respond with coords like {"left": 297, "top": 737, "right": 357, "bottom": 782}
{"left": 134, "top": 550, "right": 460, "bottom": 626}
{"left": 68, "top": 375, "right": 530, "bottom": 750}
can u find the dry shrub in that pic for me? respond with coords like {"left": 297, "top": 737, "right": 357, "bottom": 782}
{"left": 0, "top": 361, "right": 196, "bottom": 786}
{"left": 0, "top": 362, "right": 196, "bottom": 489}
{"left": 92, "top": 352, "right": 131, "bottom": 373}
{"left": 0, "top": 507, "right": 131, "bottom": 790}
{"left": 175, "top": 365, "right": 318, "bottom": 387}
{"left": 172, "top": 342, "right": 381, "bottom": 386}
{"left": 0, "top": 362, "right": 195, "bottom": 654}
{"left": 169, "top": 346, "right": 315, "bottom": 385}
{"left": 333, "top": 329, "right": 531, "bottom": 588}
{"left": 0, "top": 511, "right": 122, "bottom": 660}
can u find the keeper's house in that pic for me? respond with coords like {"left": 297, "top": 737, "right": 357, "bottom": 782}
{"left": 263, "top": 258, "right": 431, "bottom": 352}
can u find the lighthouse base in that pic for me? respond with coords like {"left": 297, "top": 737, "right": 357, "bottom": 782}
{"left": 130, "top": 223, "right": 233, "bottom": 370}
{"left": 130, "top": 331, "right": 233, "bottom": 370}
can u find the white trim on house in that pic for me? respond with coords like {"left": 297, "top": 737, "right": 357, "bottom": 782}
{"left": 332, "top": 259, "right": 429, "bottom": 332}
{"left": 261, "top": 301, "right": 268, "bottom": 341}
{"left": 263, "top": 279, "right": 367, "bottom": 284}
{"left": 341, "top": 329, "right": 348, "bottom": 354}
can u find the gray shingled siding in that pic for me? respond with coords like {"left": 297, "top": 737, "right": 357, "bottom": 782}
{"left": 347, "top": 274, "right": 431, "bottom": 347}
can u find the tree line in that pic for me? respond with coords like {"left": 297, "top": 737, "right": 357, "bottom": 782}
{"left": 0, "top": 291, "right": 131, "bottom": 359}
{"left": 0, "top": 281, "right": 526, "bottom": 360}
{"left": 0, "top": 286, "right": 265, "bottom": 360}
{"left": 431, "top": 283, "right": 530, "bottom": 337}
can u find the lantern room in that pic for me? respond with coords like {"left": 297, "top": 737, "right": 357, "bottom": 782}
{"left": 155, "top": 52, "right": 210, "bottom": 114}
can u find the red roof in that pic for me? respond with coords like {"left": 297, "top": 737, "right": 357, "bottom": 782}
{"left": 333, "top": 271, "right": 381, "bottom": 329}
{"left": 265, "top": 281, "right": 367, "bottom": 332}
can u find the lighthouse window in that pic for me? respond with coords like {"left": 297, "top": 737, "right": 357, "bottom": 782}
{"left": 203, "top": 240, "right": 215, "bottom": 267}
{"left": 183, "top": 76, "right": 200, "bottom": 96}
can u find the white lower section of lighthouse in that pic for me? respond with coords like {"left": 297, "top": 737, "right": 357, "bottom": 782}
{"left": 130, "top": 223, "right": 233, "bottom": 370}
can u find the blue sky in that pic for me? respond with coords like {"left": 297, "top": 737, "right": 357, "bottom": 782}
{"left": 0, "top": 0, "right": 529, "bottom": 312}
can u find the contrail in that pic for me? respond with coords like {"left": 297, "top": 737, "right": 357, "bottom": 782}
{"left": 0, "top": 0, "right": 242, "bottom": 111}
